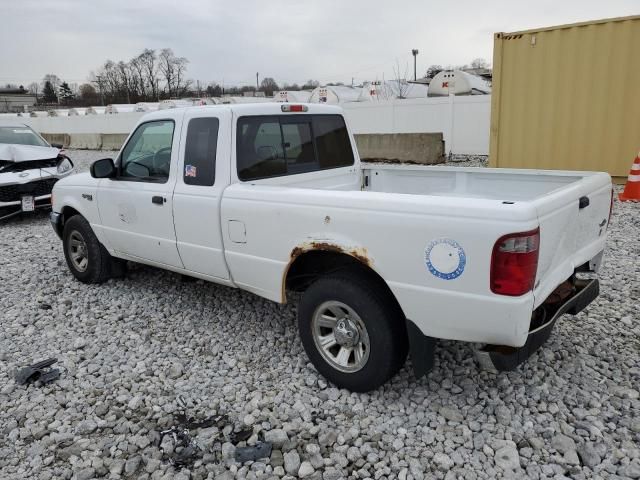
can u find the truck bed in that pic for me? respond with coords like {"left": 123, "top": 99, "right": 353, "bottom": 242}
{"left": 362, "top": 164, "right": 585, "bottom": 201}
{"left": 224, "top": 163, "right": 610, "bottom": 347}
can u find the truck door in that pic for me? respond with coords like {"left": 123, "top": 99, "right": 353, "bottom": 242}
{"left": 172, "top": 109, "right": 231, "bottom": 279}
{"left": 97, "top": 118, "right": 183, "bottom": 268}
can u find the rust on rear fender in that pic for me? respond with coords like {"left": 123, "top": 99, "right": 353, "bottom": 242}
{"left": 282, "top": 241, "right": 373, "bottom": 302}
{"left": 290, "top": 241, "right": 372, "bottom": 268}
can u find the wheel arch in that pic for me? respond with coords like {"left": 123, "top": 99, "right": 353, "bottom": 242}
{"left": 283, "top": 245, "right": 406, "bottom": 319}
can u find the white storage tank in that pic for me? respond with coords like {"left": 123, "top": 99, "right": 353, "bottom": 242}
{"left": 158, "top": 99, "right": 193, "bottom": 110}
{"left": 218, "top": 96, "right": 273, "bottom": 104}
{"left": 134, "top": 102, "right": 161, "bottom": 112}
{"left": 85, "top": 106, "right": 107, "bottom": 115}
{"left": 105, "top": 104, "right": 136, "bottom": 114}
{"left": 48, "top": 109, "right": 70, "bottom": 117}
{"left": 428, "top": 70, "right": 491, "bottom": 96}
{"left": 273, "top": 90, "right": 313, "bottom": 103}
{"left": 308, "top": 85, "right": 364, "bottom": 104}
{"left": 360, "top": 80, "right": 429, "bottom": 101}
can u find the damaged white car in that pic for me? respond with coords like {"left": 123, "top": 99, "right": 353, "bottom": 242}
{"left": 0, "top": 124, "right": 74, "bottom": 220}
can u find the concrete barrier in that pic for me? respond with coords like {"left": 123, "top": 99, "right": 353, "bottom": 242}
{"left": 354, "top": 133, "right": 444, "bottom": 164}
{"left": 41, "top": 133, "right": 128, "bottom": 150}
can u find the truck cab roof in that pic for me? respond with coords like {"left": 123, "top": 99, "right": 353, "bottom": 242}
{"left": 139, "top": 103, "right": 344, "bottom": 122}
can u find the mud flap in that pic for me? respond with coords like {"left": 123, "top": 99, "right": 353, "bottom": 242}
{"left": 406, "top": 319, "right": 436, "bottom": 378}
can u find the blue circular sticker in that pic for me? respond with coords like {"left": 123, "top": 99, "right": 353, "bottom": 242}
{"left": 425, "top": 238, "right": 466, "bottom": 280}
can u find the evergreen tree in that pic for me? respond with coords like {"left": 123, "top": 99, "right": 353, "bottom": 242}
{"left": 58, "top": 82, "right": 74, "bottom": 104}
{"left": 42, "top": 81, "right": 58, "bottom": 103}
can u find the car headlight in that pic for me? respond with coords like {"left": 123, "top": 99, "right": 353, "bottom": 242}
{"left": 57, "top": 158, "right": 74, "bottom": 174}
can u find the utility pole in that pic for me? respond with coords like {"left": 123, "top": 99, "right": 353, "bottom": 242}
{"left": 155, "top": 78, "right": 160, "bottom": 101}
{"left": 411, "top": 49, "right": 419, "bottom": 81}
{"left": 256, "top": 72, "right": 259, "bottom": 91}
{"left": 95, "top": 75, "right": 105, "bottom": 106}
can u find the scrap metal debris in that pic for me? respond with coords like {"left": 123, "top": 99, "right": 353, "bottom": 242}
{"left": 230, "top": 428, "right": 253, "bottom": 443}
{"left": 158, "top": 402, "right": 274, "bottom": 468}
{"left": 15, "top": 358, "right": 61, "bottom": 386}
{"left": 234, "top": 441, "right": 272, "bottom": 463}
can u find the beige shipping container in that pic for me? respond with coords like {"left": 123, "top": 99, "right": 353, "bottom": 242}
{"left": 489, "top": 15, "right": 640, "bottom": 182}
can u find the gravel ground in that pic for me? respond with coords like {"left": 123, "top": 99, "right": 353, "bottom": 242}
{"left": 1, "top": 150, "right": 638, "bottom": 480}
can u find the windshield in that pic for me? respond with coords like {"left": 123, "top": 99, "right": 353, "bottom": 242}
{"left": 0, "top": 127, "right": 49, "bottom": 147}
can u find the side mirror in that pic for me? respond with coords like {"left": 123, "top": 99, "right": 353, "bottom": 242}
{"left": 51, "top": 143, "right": 64, "bottom": 149}
{"left": 90, "top": 158, "right": 116, "bottom": 178}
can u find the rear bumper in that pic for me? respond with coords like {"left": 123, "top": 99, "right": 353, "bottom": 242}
{"left": 475, "top": 278, "right": 599, "bottom": 371}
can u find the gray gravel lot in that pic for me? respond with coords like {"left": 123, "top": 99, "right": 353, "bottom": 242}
{"left": 0, "top": 150, "right": 638, "bottom": 480}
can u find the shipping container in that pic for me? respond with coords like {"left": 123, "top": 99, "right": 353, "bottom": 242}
{"left": 489, "top": 15, "right": 640, "bottom": 182}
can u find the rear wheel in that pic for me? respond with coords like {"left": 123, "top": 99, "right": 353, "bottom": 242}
{"left": 62, "top": 215, "right": 122, "bottom": 283}
{"left": 298, "top": 269, "right": 408, "bottom": 392}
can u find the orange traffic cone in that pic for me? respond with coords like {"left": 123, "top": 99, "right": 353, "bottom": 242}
{"left": 619, "top": 151, "right": 640, "bottom": 202}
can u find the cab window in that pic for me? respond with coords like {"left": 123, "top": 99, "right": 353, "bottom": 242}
{"left": 120, "top": 120, "right": 174, "bottom": 182}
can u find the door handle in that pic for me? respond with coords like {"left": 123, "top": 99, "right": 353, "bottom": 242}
{"left": 152, "top": 196, "right": 165, "bottom": 205}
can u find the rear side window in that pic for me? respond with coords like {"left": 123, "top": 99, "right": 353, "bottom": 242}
{"left": 184, "top": 117, "right": 219, "bottom": 186}
{"left": 237, "top": 114, "right": 354, "bottom": 181}
{"left": 313, "top": 116, "right": 354, "bottom": 169}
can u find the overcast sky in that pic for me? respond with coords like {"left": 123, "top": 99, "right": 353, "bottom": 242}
{"left": 1, "top": 0, "right": 637, "bottom": 88}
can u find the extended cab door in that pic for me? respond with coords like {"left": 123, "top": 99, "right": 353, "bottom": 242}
{"left": 172, "top": 108, "right": 231, "bottom": 279}
{"left": 97, "top": 118, "right": 183, "bottom": 268}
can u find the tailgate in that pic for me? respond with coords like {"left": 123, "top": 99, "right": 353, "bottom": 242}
{"left": 532, "top": 172, "right": 611, "bottom": 307}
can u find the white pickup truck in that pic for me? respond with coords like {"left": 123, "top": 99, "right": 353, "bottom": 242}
{"left": 50, "top": 103, "right": 612, "bottom": 391}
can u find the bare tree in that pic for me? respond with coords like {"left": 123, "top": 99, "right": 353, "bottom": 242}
{"left": 426, "top": 65, "right": 443, "bottom": 79}
{"left": 117, "top": 61, "right": 133, "bottom": 103}
{"left": 302, "top": 79, "right": 320, "bottom": 90}
{"left": 159, "top": 48, "right": 190, "bottom": 98}
{"left": 470, "top": 58, "right": 489, "bottom": 69}
{"left": 129, "top": 55, "right": 147, "bottom": 99}
{"left": 392, "top": 61, "right": 410, "bottom": 99}
{"left": 138, "top": 49, "right": 158, "bottom": 100}
{"left": 259, "top": 77, "right": 279, "bottom": 96}
{"left": 79, "top": 83, "right": 98, "bottom": 104}
{"left": 41, "top": 74, "right": 62, "bottom": 92}
{"left": 27, "top": 82, "right": 39, "bottom": 96}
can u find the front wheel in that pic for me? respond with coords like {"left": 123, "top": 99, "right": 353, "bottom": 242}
{"left": 62, "top": 215, "right": 119, "bottom": 284}
{"left": 297, "top": 270, "right": 408, "bottom": 392}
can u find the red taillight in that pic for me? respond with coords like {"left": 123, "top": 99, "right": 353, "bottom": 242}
{"left": 281, "top": 104, "right": 308, "bottom": 112}
{"left": 490, "top": 228, "right": 540, "bottom": 296}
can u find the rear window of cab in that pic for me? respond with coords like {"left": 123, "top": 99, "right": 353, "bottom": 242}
{"left": 236, "top": 114, "right": 354, "bottom": 181}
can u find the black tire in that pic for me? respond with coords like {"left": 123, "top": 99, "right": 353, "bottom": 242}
{"left": 62, "top": 215, "right": 115, "bottom": 284}
{"left": 297, "top": 269, "right": 409, "bottom": 392}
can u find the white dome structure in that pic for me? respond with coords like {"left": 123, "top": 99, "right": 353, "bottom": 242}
{"left": 158, "top": 99, "right": 193, "bottom": 110}
{"left": 85, "top": 106, "right": 107, "bottom": 115}
{"left": 308, "top": 86, "right": 364, "bottom": 104}
{"left": 428, "top": 70, "right": 491, "bottom": 96}
{"left": 134, "top": 102, "right": 161, "bottom": 112}
{"left": 273, "top": 90, "right": 313, "bottom": 103}
{"left": 360, "top": 81, "right": 430, "bottom": 101}
{"left": 218, "top": 96, "right": 273, "bottom": 104}
{"left": 48, "top": 109, "right": 70, "bottom": 117}
{"left": 105, "top": 104, "right": 136, "bottom": 114}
